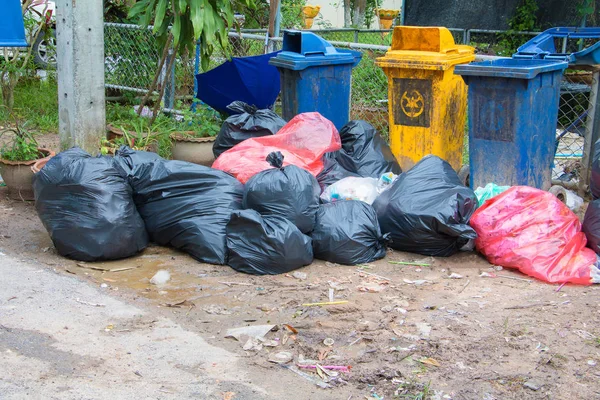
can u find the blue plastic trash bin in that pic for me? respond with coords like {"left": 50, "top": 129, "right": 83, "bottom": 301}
{"left": 455, "top": 58, "right": 568, "bottom": 190}
{"left": 513, "top": 27, "right": 600, "bottom": 65}
{"left": 0, "top": 0, "right": 28, "bottom": 47}
{"left": 269, "top": 30, "right": 362, "bottom": 130}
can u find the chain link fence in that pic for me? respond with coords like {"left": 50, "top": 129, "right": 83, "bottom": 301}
{"left": 104, "top": 23, "right": 600, "bottom": 193}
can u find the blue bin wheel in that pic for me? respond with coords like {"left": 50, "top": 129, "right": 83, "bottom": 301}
{"left": 458, "top": 165, "right": 470, "bottom": 188}
{"left": 549, "top": 185, "right": 567, "bottom": 204}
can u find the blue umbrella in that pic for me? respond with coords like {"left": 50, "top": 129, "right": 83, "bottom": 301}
{"left": 196, "top": 51, "right": 281, "bottom": 115}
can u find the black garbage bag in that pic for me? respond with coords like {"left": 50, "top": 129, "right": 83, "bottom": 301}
{"left": 33, "top": 147, "right": 148, "bottom": 261}
{"left": 372, "top": 155, "right": 478, "bottom": 257}
{"left": 583, "top": 199, "right": 600, "bottom": 255}
{"left": 590, "top": 139, "right": 600, "bottom": 200}
{"left": 243, "top": 151, "right": 320, "bottom": 233}
{"left": 213, "top": 101, "right": 286, "bottom": 158}
{"left": 129, "top": 159, "right": 243, "bottom": 265}
{"left": 226, "top": 209, "right": 313, "bottom": 275}
{"left": 316, "top": 153, "right": 360, "bottom": 192}
{"left": 113, "top": 145, "right": 162, "bottom": 176}
{"left": 335, "top": 120, "right": 402, "bottom": 178}
{"left": 311, "top": 200, "right": 388, "bottom": 265}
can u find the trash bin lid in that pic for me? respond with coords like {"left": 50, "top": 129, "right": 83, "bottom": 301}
{"left": 269, "top": 30, "right": 362, "bottom": 70}
{"left": 0, "top": 0, "right": 28, "bottom": 47}
{"left": 454, "top": 58, "right": 568, "bottom": 80}
{"left": 514, "top": 27, "right": 600, "bottom": 65}
{"left": 375, "top": 26, "right": 475, "bottom": 71}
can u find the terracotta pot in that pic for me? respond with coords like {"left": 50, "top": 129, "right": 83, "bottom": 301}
{"left": 170, "top": 134, "right": 216, "bottom": 167}
{"left": 106, "top": 124, "right": 159, "bottom": 153}
{"left": 0, "top": 148, "right": 55, "bottom": 201}
{"left": 302, "top": 5, "right": 320, "bottom": 29}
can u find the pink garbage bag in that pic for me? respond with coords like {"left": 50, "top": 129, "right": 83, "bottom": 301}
{"left": 470, "top": 186, "right": 598, "bottom": 285}
{"left": 212, "top": 112, "right": 341, "bottom": 184}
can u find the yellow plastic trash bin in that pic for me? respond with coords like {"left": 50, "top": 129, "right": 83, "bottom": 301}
{"left": 376, "top": 26, "right": 475, "bottom": 171}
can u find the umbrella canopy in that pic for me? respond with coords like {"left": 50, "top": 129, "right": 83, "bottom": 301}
{"left": 196, "top": 51, "right": 281, "bottom": 115}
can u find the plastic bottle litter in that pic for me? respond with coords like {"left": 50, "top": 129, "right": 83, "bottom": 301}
{"left": 320, "top": 177, "right": 379, "bottom": 204}
{"left": 565, "top": 189, "right": 584, "bottom": 211}
{"left": 150, "top": 270, "right": 171, "bottom": 285}
{"left": 377, "top": 172, "right": 398, "bottom": 192}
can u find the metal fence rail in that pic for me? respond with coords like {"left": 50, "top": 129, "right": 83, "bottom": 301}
{"left": 103, "top": 23, "right": 599, "bottom": 194}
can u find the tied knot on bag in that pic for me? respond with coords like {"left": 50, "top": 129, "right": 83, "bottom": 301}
{"left": 266, "top": 151, "right": 285, "bottom": 170}
{"left": 227, "top": 101, "right": 258, "bottom": 115}
{"left": 380, "top": 232, "right": 391, "bottom": 245}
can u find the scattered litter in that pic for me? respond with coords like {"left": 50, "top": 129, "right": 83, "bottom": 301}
{"left": 565, "top": 189, "right": 584, "bottom": 211}
{"left": 323, "top": 338, "right": 335, "bottom": 346}
{"left": 458, "top": 279, "right": 471, "bottom": 293}
{"left": 225, "top": 324, "right": 275, "bottom": 341}
{"left": 283, "top": 324, "right": 298, "bottom": 334}
{"left": 357, "top": 283, "right": 387, "bottom": 293}
{"left": 357, "top": 269, "right": 391, "bottom": 281}
{"left": 495, "top": 274, "right": 532, "bottom": 283}
{"left": 76, "top": 263, "right": 140, "bottom": 273}
{"left": 447, "top": 273, "right": 463, "bottom": 279}
{"left": 242, "top": 338, "right": 263, "bottom": 351}
{"left": 328, "top": 288, "right": 335, "bottom": 302}
{"left": 203, "top": 304, "right": 232, "bottom": 315}
{"left": 292, "top": 271, "right": 308, "bottom": 281}
{"left": 283, "top": 365, "right": 332, "bottom": 389}
{"left": 523, "top": 380, "right": 542, "bottom": 391}
{"left": 150, "top": 270, "right": 171, "bottom": 285}
{"left": 75, "top": 298, "right": 105, "bottom": 307}
{"left": 389, "top": 261, "right": 431, "bottom": 267}
{"left": 222, "top": 392, "right": 236, "bottom": 400}
{"left": 298, "top": 364, "right": 351, "bottom": 373}
{"left": 100, "top": 283, "right": 108, "bottom": 288}
{"left": 403, "top": 279, "right": 429, "bottom": 286}
{"left": 418, "top": 357, "right": 441, "bottom": 367}
{"left": 320, "top": 177, "right": 379, "bottom": 205}
{"left": 218, "top": 281, "right": 253, "bottom": 287}
{"left": 555, "top": 282, "right": 567, "bottom": 292}
{"left": 162, "top": 299, "right": 194, "bottom": 308}
{"left": 268, "top": 351, "right": 294, "bottom": 364}
{"left": 302, "top": 301, "right": 349, "bottom": 306}
{"left": 479, "top": 272, "right": 495, "bottom": 278}
{"left": 415, "top": 322, "right": 432, "bottom": 339}
{"left": 587, "top": 360, "right": 597, "bottom": 366}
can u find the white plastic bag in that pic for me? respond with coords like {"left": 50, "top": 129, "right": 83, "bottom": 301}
{"left": 320, "top": 177, "right": 379, "bottom": 205}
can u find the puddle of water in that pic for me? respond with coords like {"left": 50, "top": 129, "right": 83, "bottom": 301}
{"left": 69, "top": 247, "right": 243, "bottom": 307}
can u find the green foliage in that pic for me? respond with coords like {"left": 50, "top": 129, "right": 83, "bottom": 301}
{"left": 128, "top": 0, "right": 255, "bottom": 71}
{"left": 0, "top": 119, "right": 40, "bottom": 162}
{"left": 104, "top": 0, "right": 132, "bottom": 23}
{"left": 497, "top": 0, "right": 539, "bottom": 56}
{"left": 0, "top": 76, "right": 59, "bottom": 133}
{"left": 231, "top": 0, "right": 305, "bottom": 30}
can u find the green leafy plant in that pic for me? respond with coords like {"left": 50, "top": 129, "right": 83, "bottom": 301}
{"left": 0, "top": 1, "right": 49, "bottom": 112}
{"left": 128, "top": 0, "right": 255, "bottom": 125}
{"left": 497, "top": 0, "right": 539, "bottom": 56}
{"left": 0, "top": 117, "right": 40, "bottom": 162}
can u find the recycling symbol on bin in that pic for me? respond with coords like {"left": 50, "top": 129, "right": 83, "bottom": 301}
{"left": 400, "top": 90, "right": 425, "bottom": 118}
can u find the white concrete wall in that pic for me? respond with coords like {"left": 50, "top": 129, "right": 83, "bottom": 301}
{"left": 310, "top": 0, "right": 404, "bottom": 29}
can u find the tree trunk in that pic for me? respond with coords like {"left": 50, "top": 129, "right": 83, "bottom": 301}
{"left": 353, "top": 0, "right": 367, "bottom": 28}
{"left": 343, "top": 0, "right": 352, "bottom": 27}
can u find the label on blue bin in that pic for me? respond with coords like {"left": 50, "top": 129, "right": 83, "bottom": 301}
{"left": 471, "top": 89, "right": 516, "bottom": 142}
{"left": 393, "top": 78, "right": 432, "bottom": 128}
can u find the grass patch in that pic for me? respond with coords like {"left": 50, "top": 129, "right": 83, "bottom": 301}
{"left": 0, "top": 76, "right": 59, "bottom": 133}
{"left": 394, "top": 380, "right": 432, "bottom": 399}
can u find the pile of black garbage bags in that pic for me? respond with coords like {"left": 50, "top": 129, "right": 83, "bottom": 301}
{"left": 33, "top": 106, "right": 479, "bottom": 275}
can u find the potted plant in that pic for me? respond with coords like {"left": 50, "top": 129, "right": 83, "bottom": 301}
{"left": 170, "top": 107, "right": 221, "bottom": 166}
{"left": 378, "top": 9, "right": 399, "bottom": 30}
{"left": 0, "top": 122, "right": 54, "bottom": 201}
{"left": 302, "top": 5, "right": 321, "bottom": 29}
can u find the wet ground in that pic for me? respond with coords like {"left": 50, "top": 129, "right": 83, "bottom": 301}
{"left": 1, "top": 188, "right": 600, "bottom": 399}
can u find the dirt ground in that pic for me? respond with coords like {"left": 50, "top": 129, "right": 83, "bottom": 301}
{"left": 1, "top": 135, "right": 600, "bottom": 399}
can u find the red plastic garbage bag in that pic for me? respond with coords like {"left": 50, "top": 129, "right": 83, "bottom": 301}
{"left": 470, "top": 186, "right": 598, "bottom": 285}
{"left": 212, "top": 112, "right": 341, "bottom": 183}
